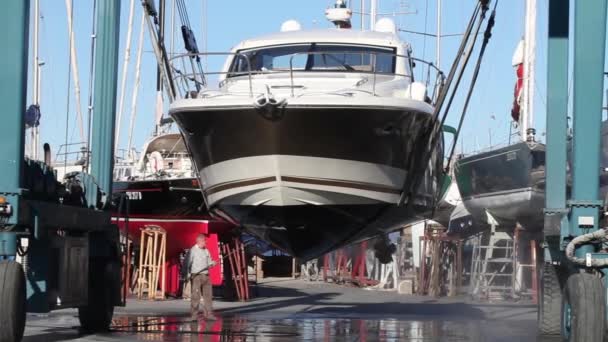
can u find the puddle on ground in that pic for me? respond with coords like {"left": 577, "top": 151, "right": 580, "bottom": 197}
{"left": 110, "top": 315, "right": 551, "bottom": 342}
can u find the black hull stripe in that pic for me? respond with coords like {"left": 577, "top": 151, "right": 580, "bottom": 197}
{"left": 282, "top": 176, "right": 402, "bottom": 195}
{"left": 205, "top": 176, "right": 277, "bottom": 196}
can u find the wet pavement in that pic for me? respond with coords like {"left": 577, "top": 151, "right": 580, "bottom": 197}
{"left": 23, "top": 278, "right": 559, "bottom": 341}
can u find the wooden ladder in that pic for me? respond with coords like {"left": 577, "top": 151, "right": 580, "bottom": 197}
{"left": 136, "top": 225, "right": 167, "bottom": 300}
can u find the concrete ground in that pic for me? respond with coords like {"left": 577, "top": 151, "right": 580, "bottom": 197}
{"left": 23, "top": 278, "right": 557, "bottom": 341}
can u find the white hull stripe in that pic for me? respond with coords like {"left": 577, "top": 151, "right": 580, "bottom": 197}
{"left": 203, "top": 176, "right": 401, "bottom": 196}
{"left": 282, "top": 176, "right": 402, "bottom": 195}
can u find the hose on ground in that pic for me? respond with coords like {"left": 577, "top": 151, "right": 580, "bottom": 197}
{"left": 565, "top": 229, "right": 608, "bottom": 267}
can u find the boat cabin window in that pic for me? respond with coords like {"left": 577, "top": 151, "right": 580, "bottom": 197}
{"left": 229, "top": 44, "right": 397, "bottom": 76}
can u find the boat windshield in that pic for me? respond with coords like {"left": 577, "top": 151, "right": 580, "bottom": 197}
{"left": 229, "top": 44, "right": 397, "bottom": 76}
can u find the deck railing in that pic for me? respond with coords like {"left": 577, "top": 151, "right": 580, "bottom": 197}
{"left": 287, "top": 51, "right": 445, "bottom": 101}
{"left": 54, "top": 142, "right": 89, "bottom": 168}
{"left": 169, "top": 51, "right": 445, "bottom": 103}
{"left": 170, "top": 52, "right": 254, "bottom": 98}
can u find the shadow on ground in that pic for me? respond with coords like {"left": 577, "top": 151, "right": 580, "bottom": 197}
{"left": 217, "top": 282, "right": 486, "bottom": 320}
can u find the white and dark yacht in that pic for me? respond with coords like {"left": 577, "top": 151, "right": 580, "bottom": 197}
{"left": 169, "top": 7, "right": 448, "bottom": 259}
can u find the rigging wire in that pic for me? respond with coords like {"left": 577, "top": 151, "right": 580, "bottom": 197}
{"left": 446, "top": 1, "right": 499, "bottom": 170}
{"left": 63, "top": 0, "right": 74, "bottom": 173}
{"left": 437, "top": 6, "right": 486, "bottom": 129}
{"left": 424, "top": 0, "right": 498, "bottom": 219}
{"left": 431, "top": 3, "right": 482, "bottom": 123}
{"left": 175, "top": 0, "right": 206, "bottom": 88}
{"left": 142, "top": 0, "right": 177, "bottom": 100}
{"left": 39, "top": 15, "right": 61, "bottom": 165}
{"left": 397, "top": 1, "right": 489, "bottom": 207}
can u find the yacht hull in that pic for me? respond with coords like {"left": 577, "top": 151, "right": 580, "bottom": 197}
{"left": 456, "top": 123, "right": 608, "bottom": 232}
{"left": 172, "top": 105, "right": 442, "bottom": 259}
{"left": 455, "top": 142, "right": 545, "bottom": 230}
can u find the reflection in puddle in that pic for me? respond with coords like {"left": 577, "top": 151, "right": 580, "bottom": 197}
{"left": 110, "top": 315, "right": 508, "bottom": 341}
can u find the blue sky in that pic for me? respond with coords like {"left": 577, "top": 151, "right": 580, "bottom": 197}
{"left": 30, "top": 0, "right": 546, "bottom": 157}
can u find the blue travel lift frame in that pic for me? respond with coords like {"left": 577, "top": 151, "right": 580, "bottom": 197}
{"left": 543, "top": 0, "right": 608, "bottom": 340}
{"left": 0, "top": 1, "right": 122, "bottom": 342}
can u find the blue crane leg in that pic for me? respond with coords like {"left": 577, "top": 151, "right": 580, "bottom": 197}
{"left": 89, "top": 0, "right": 121, "bottom": 204}
{"left": 0, "top": 0, "right": 29, "bottom": 228}
{"left": 570, "top": 0, "right": 608, "bottom": 258}
{"left": 545, "top": 0, "right": 569, "bottom": 259}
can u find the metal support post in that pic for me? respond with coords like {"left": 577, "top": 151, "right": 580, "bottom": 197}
{"left": 90, "top": 0, "right": 121, "bottom": 204}
{"left": 544, "top": 0, "right": 569, "bottom": 251}
{"left": 546, "top": 1, "right": 608, "bottom": 340}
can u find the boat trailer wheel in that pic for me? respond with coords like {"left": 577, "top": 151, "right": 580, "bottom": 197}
{"left": 538, "top": 263, "right": 562, "bottom": 335}
{"left": 78, "top": 259, "right": 117, "bottom": 333}
{"left": 0, "top": 260, "right": 26, "bottom": 342}
{"left": 561, "top": 273, "right": 605, "bottom": 341}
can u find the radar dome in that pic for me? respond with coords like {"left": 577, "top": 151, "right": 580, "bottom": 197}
{"left": 281, "top": 20, "right": 302, "bottom": 32}
{"left": 374, "top": 18, "right": 397, "bottom": 34}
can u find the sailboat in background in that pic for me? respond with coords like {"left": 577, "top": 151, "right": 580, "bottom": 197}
{"left": 111, "top": 0, "right": 233, "bottom": 292}
{"left": 454, "top": 0, "right": 608, "bottom": 232}
{"left": 53, "top": 0, "right": 91, "bottom": 180}
{"left": 454, "top": 0, "right": 546, "bottom": 231}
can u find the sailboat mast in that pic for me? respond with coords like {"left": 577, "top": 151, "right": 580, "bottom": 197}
{"left": 361, "top": 0, "right": 366, "bottom": 30}
{"left": 155, "top": 0, "right": 166, "bottom": 134}
{"left": 64, "top": 0, "right": 86, "bottom": 144}
{"left": 370, "top": 0, "right": 377, "bottom": 30}
{"left": 115, "top": 0, "right": 136, "bottom": 154}
{"left": 156, "top": 0, "right": 166, "bottom": 90}
{"left": 127, "top": 14, "right": 146, "bottom": 156}
{"left": 522, "top": 0, "right": 537, "bottom": 141}
{"left": 436, "top": 0, "right": 441, "bottom": 68}
{"left": 170, "top": 0, "right": 175, "bottom": 59}
{"left": 203, "top": 0, "right": 208, "bottom": 70}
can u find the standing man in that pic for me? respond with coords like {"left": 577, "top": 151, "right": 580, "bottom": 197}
{"left": 187, "top": 234, "right": 218, "bottom": 320}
